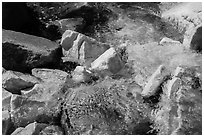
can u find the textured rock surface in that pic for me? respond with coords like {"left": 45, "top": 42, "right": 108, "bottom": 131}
{"left": 31, "top": 68, "right": 69, "bottom": 83}
{"left": 90, "top": 47, "right": 124, "bottom": 75}
{"left": 61, "top": 79, "right": 151, "bottom": 135}
{"left": 152, "top": 66, "right": 202, "bottom": 135}
{"left": 39, "top": 125, "right": 64, "bottom": 135}
{"left": 2, "top": 70, "right": 41, "bottom": 94}
{"left": 10, "top": 95, "right": 61, "bottom": 128}
{"left": 11, "top": 122, "right": 48, "bottom": 135}
{"left": 61, "top": 30, "right": 110, "bottom": 66}
{"left": 2, "top": 29, "right": 62, "bottom": 73}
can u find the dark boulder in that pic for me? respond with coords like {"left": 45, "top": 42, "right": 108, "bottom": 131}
{"left": 190, "top": 27, "right": 202, "bottom": 53}
{"left": 2, "top": 30, "right": 62, "bottom": 73}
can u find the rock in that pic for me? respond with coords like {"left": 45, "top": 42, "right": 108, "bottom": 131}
{"left": 2, "top": 110, "right": 15, "bottom": 135}
{"left": 2, "top": 29, "right": 62, "bottom": 73}
{"left": 189, "top": 26, "right": 202, "bottom": 52}
{"left": 61, "top": 30, "right": 110, "bottom": 66}
{"left": 141, "top": 65, "right": 169, "bottom": 97}
{"left": 153, "top": 66, "right": 202, "bottom": 135}
{"left": 2, "top": 88, "right": 12, "bottom": 111}
{"left": 10, "top": 94, "right": 60, "bottom": 128}
{"left": 90, "top": 47, "right": 124, "bottom": 75}
{"left": 2, "top": 70, "right": 41, "bottom": 94}
{"left": 71, "top": 66, "right": 92, "bottom": 83}
{"left": 31, "top": 68, "right": 69, "bottom": 83}
{"left": 159, "top": 37, "right": 181, "bottom": 46}
{"left": 39, "top": 125, "right": 64, "bottom": 135}
{"left": 161, "top": 2, "right": 202, "bottom": 51}
{"left": 11, "top": 122, "right": 48, "bottom": 135}
{"left": 61, "top": 79, "right": 151, "bottom": 135}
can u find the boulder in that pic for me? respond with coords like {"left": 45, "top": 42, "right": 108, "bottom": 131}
{"left": 2, "top": 88, "right": 12, "bottom": 111}
{"left": 90, "top": 47, "right": 124, "bottom": 75}
{"left": 2, "top": 29, "right": 62, "bottom": 73}
{"left": 159, "top": 37, "right": 181, "bottom": 46}
{"left": 153, "top": 66, "right": 202, "bottom": 135}
{"left": 71, "top": 66, "right": 92, "bottom": 83}
{"left": 141, "top": 65, "right": 169, "bottom": 97}
{"left": 2, "top": 70, "right": 41, "bottom": 94}
{"left": 61, "top": 79, "right": 151, "bottom": 135}
{"left": 2, "top": 110, "right": 15, "bottom": 135}
{"left": 11, "top": 122, "right": 48, "bottom": 135}
{"left": 10, "top": 94, "right": 60, "bottom": 128}
{"left": 39, "top": 125, "right": 64, "bottom": 135}
{"left": 61, "top": 30, "right": 110, "bottom": 66}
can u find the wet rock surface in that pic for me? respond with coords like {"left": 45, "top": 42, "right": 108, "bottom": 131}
{"left": 2, "top": 2, "right": 202, "bottom": 135}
